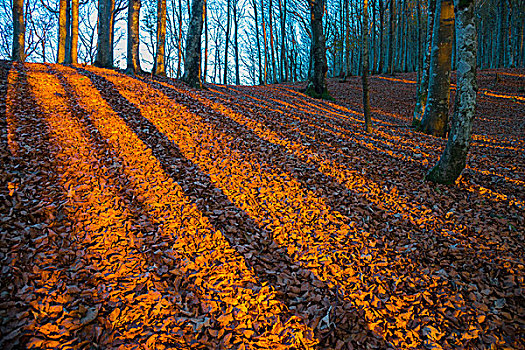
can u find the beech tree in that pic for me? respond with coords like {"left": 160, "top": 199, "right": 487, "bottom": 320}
{"left": 419, "top": 0, "right": 454, "bottom": 138}
{"left": 412, "top": 0, "right": 436, "bottom": 126}
{"left": 95, "top": 0, "right": 113, "bottom": 68}
{"left": 12, "top": 0, "right": 25, "bottom": 61}
{"left": 126, "top": 0, "right": 142, "bottom": 73}
{"left": 305, "top": 0, "right": 330, "bottom": 99}
{"left": 153, "top": 0, "right": 167, "bottom": 75}
{"left": 427, "top": 0, "right": 477, "bottom": 184}
{"left": 362, "top": 0, "right": 372, "bottom": 132}
{"left": 183, "top": 0, "right": 206, "bottom": 88}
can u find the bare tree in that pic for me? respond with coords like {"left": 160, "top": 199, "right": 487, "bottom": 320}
{"left": 154, "top": 0, "right": 167, "bottom": 75}
{"left": 427, "top": 0, "right": 477, "bottom": 183}
{"left": 95, "top": 0, "right": 113, "bottom": 67}
{"left": 183, "top": 0, "right": 206, "bottom": 87}
{"left": 419, "top": 0, "right": 453, "bottom": 138}
{"left": 126, "top": 0, "right": 142, "bottom": 73}
{"left": 305, "top": 0, "right": 330, "bottom": 99}
{"left": 12, "top": 0, "right": 25, "bottom": 61}
{"left": 362, "top": 0, "right": 372, "bottom": 132}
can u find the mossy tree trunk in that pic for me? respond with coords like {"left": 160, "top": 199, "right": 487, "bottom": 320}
{"left": 427, "top": 0, "right": 477, "bottom": 184}
{"left": 419, "top": 0, "right": 454, "bottom": 138}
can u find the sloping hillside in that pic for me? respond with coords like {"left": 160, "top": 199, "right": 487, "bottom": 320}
{"left": 1, "top": 61, "right": 523, "bottom": 349}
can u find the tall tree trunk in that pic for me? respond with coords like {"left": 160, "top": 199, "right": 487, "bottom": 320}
{"left": 269, "top": 0, "right": 277, "bottom": 83}
{"left": 109, "top": 0, "right": 116, "bottom": 64}
{"left": 183, "top": 0, "right": 205, "bottom": 87}
{"left": 261, "top": 0, "right": 268, "bottom": 84}
{"left": 224, "top": 0, "right": 231, "bottom": 84}
{"left": 203, "top": 0, "right": 208, "bottom": 81}
{"left": 126, "top": 0, "right": 142, "bottom": 74}
{"left": 154, "top": 0, "right": 167, "bottom": 75}
{"left": 306, "top": 0, "right": 329, "bottom": 98}
{"left": 279, "top": 0, "right": 287, "bottom": 81}
{"left": 253, "top": 0, "right": 263, "bottom": 84}
{"left": 496, "top": 0, "right": 505, "bottom": 68}
{"left": 12, "top": 0, "right": 25, "bottom": 61}
{"left": 71, "top": 0, "right": 79, "bottom": 63}
{"left": 402, "top": 0, "right": 408, "bottom": 72}
{"left": 378, "top": 0, "right": 384, "bottom": 73}
{"left": 58, "top": 0, "right": 68, "bottom": 63}
{"left": 176, "top": 0, "right": 183, "bottom": 78}
{"left": 387, "top": 0, "right": 395, "bottom": 74}
{"left": 413, "top": 0, "right": 436, "bottom": 126}
{"left": 95, "top": 0, "right": 113, "bottom": 67}
{"left": 419, "top": 0, "right": 452, "bottom": 138}
{"left": 345, "top": 0, "right": 351, "bottom": 77}
{"left": 362, "top": 0, "right": 372, "bottom": 132}
{"left": 234, "top": 1, "right": 240, "bottom": 85}
{"left": 427, "top": 0, "right": 476, "bottom": 184}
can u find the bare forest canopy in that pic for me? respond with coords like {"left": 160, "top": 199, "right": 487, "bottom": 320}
{"left": 1, "top": 0, "right": 524, "bottom": 85}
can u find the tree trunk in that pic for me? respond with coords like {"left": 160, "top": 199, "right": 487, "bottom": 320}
{"left": 269, "top": 0, "right": 277, "bottom": 83}
{"left": 387, "top": 0, "right": 394, "bottom": 74}
{"left": 234, "top": 1, "right": 240, "bottom": 85}
{"left": 58, "top": 0, "right": 68, "bottom": 63}
{"left": 261, "top": 0, "right": 268, "bottom": 84}
{"left": 95, "top": 0, "right": 113, "bottom": 68}
{"left": 413, "top": 0, "right": 436, "bottom": 126}
{"left": 419, "top": 0, "right": 453, "bottom": 138}
{"left": 224, "top": 0, "right": 231, "bottom": 84}
{"left": 345, "top": 0, "right": 351, "bottom": 77}
{"left": 126, "top": 0, "right": 142, "bottom": 74}
{"left": 279, "top": 0, "right": 287, "bottom": 81}
{"left": 362, "top": 0, "right": 372, "bottom": 132}
{"left": 203, "top": 0, "right": 208, "bottom": 81}
{"left": 183, "top": 0, "right": 205, "bottom": 88}
{"left": 253, "top": 0, "right": 263, "bottom": 84}
{"left": 496, "top": 0, "right": 505, "bottom": 68}
{"left": 176, "top": 0, "right": 183, "bottom": 78}
{"left": 71, "top": 0, "right": 79, "bottom": 63}
{"left": 154, "top": 0, "right": 167, "bottom": 75}
{"left": 306, "top": 0, "right": 329, "bottom": 99}
{"left": 378, "top": 0, "right": 384, "bottom": 73}
{"left": 427, "top": 0, "right": 477, "bottom": 184}
{"left": 12, "top": 0, "right": 25, "bottom": 61}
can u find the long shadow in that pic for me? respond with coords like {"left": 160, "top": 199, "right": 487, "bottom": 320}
{"left": 0, "top": 60, "right": 11, "bottom": 162}
{"left": 0, "top": 64, "right": 80, "bottom": 349}
{"left": 75, "top": 67, "right": 386, "bottom": 348}
{"left": 46, "top": 65, "right": 205, "bottom": 348}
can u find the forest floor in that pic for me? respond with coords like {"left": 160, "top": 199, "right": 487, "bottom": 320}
{"left": 0, "top": 61, "right": 524, "bottom": 350}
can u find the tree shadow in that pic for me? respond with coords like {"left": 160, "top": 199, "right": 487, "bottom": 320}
{"left": 75, "top": 67, "right": 387, "bottom": 348}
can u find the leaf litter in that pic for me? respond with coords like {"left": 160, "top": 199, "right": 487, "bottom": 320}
{"left": 0, "top": 61, "right": 523, "bottom": 349}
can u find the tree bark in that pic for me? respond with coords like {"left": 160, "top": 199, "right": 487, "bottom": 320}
{"left": 126, "top": 0, "right": 142, "bottom": 74}
{"left": 71, "top": 0, "right": 79, "bottom": 63}
{"left": 269, "top": 0, "right": 277, "bottom": 83}
{"left": 305, "top": 0, "right": 330, "bottom": 99}
{"left": 413, "top": 0, "right": 436, "bottom": 126}
{"left": 234, "top": 0, "right": 240, "bottom": 85}
{"left": 224, "top": 0, "right": 231, "bottom": 84}
{"left": 58, "top": 0, "right": 68, "bottom": 63}
{"left": 12, "top": 0, "right": 25, "bottom": 61}
{"left": 419, "top": 0, "right": 453, "bottom": 138}
{"left": 95, "top": 0, "right": 113, "bottom": 68}
{"left": 253, "top": 0, "right": 263, "bottom": 84}
{"left": 183, "top": 0, "right": 205, "bottom": 88}
{"left": 362, "top": 0, "right": 372, "bottom": 132}
{"left": 496, "top": 0, "right": 505, "bottom": 68}
{"left": 427, "top": 0, "right": 477, "bottom": 184}
{"left": 378, "top": 0, "right": 384, "bottom": 73}
{"left": 386, "top": 0, "right": 394, "bottom": 74}
{"left": 154, "top": 0, "right": 167, "bottom": 75}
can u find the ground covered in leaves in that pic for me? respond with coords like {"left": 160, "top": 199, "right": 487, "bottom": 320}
{"left": 0, "top": 61, "right": 523, "bottom": 349}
